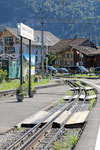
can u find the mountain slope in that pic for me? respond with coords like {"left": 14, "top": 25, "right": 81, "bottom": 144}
{"left": 0, "top": 0, "right": 100, "bottom": 44}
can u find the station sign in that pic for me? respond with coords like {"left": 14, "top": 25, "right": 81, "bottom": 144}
{"left": 17, "top": 23, "right": 34, "bottom": 41}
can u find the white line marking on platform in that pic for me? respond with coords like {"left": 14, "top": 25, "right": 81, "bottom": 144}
{"left": 95, "top": 126, "right": 100, "bottom": 150}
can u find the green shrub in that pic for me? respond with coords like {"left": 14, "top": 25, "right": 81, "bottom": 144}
{"left": 0, "top": 69, "right": 7, "bottom": 83}
{"left": 34, "top": 75, "right": 39, "bottom": 82}
{"left": 89, "top": 67, "right": 95, "bottom": 73}
{"left": 64, "top": 132, "right": 78, "bottom": 150}
{"left": 16, "top": 85, "right": 27, "bottom": 96}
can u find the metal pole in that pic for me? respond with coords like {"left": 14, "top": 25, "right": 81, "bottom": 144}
{"left": 46, "top": 44, "right": 48, "bottom": 77}
{"left": 20, "top": 36, "right": 23, "bottom": 85}
{"left": 40, "top": 8, "right": 44, "bottom": 76}
{"left": 88, "top": 21, "right": 91, "bottom": 42}
{"left": 29, "top": 40, "right": 31, "bottom": 97}
{"left": 62, "top": 0, "right": 65, "bottom": 37}
{"left": 3, "top": 26, "right": 5, "bottom": 54}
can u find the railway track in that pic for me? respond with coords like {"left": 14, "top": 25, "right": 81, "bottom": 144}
{"left": 39, "top": 80, "right": 88, "bottom": 150}
{"left": 6, "top": 79, "right": 97, "bottom": 150}
{"left": 0, "top": 89, "right": 16, "bottom": 98}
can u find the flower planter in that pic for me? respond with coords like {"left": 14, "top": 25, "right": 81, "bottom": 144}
{"left": 16, "top": 94, "right": 24, "bottom": 102}
{"left": 28, "top": 90, "right": 35, "bottom": 98}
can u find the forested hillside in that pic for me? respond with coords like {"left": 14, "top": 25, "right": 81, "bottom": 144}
{"left": 1, "top": 0, "right": 100, "bottom": 44}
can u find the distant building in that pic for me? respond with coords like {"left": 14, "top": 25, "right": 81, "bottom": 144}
{"left": 0, "top": 27, "right": 60, "bottom": 71}
{"left": 0, "top": 55, "right": 20, "bottom": 79}
{"left": 49, "top": 37, "right": 100, "bottom": 68}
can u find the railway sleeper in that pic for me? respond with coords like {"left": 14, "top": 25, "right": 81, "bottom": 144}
{"left": 63, "top": 94, "right": 97, "bottom": 101}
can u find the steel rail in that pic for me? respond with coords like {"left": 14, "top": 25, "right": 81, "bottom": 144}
{"left": 6, "top": 80, "right": 77, "bottom": 150}
{"left": 0, "top": 88, "right": 27, "bottom": 98}
{"left": 19, "top": 80, "right": 82, "bottom": 150}
{"left": 7, "top": 80, "right": 88, "bottom": 150}
{"left": 43, "top": 80, "right": 88, "bottom": 150}
{"left": 20, "top": 98, "right": 78, "bottom": 149}
{"left": 0, "top": 89, "right": 16, "bottom": 97}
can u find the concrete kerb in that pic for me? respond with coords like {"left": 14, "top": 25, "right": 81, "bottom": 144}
{"left": 55, "top": 76, "right": 100, "bottom": 80}
{"left": 34, "top": 82, "right": 62, "bottom": 90}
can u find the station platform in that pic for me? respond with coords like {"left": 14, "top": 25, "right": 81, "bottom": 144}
{"left": 0, "top": 83, "right": 67, "bottom": 133}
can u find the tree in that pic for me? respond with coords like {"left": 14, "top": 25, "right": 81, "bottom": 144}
{"left": 48, "top": 50, "right": 56, "bottom": 66}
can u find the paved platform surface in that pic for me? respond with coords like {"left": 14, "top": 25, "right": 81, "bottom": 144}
{"left": 0, "top": 84, "right": 67, "bottom": 133}
{"left": 74, "top": 79, "right": 100, "bottom": 150}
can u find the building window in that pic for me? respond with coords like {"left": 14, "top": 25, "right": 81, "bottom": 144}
{"left": 36, "top": 50, "right": 38, "bottom": 55}
{"left": 58, "top": 61, "right": 60, "bottom": 65}
{"left": 5, "top": 48, "right": 7, "bottom": 54}
{"left": 0, "top": 62, "right": 2, "bottom": 68}
{"left": 5, "top": 47, "right": 15, "bottom": 54}
{"left": 63, "top": 54, "right": 65, "bottom": 58}
{"left": 69, "top": 53, "right": 72, "bottom": 58}
{"left": 69, "top": 61, "right": 73, "bottom": 65}
{"left": 5, "top": 37, "right": 13, "bottom": 45}
{"left": 16, "top": 38, "right": 19, "bottom": 43}
{"left": 67, "top": 53, "right": 72, "bottom": 58}
{"left": 65, "top": 61, "right": 73, "bottom": 66}
{"left": 55, "top": 61, "right": 57, "bottom": 65}
{"left": 55, "top": 61, "right": 59, "bottom": 65}
{"left": 65, "top": 53, "right": 67, "bottom": 58}
{"left": 0, "top": 39, "right": 2, "bottom": 44}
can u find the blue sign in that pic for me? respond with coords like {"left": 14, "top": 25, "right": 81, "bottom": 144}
{"left": 23, "top": 54, "right": 35, "bottom": 75}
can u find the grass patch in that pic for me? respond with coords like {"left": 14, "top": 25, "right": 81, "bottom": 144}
{"left": 88, "top": 90, "right": 96, "bottom": 109}
{"left": 0, "top": 80, "right": 20, "bottom": 91}
{"left": 57, "top": 98, "right": 65, "bottom": 105}
{"left": 33, "top": 78, "right": 50, "bottom": 86}
{"left": 0, "top": 78, "right": 50, "bottom": 91}
{"left": 74, "top": 74, "right": 98, "bottom": 78}
{"left": 16, "top": 127, "right": 22, "bottom": 130}
{"left": 76, "top": 81, "right": 81, "bottom": 86}
{"left": 89, "top": 98, "right": 96, "bottom": 109}
{"left": 53, "top": 140, "right": 62, "bottom": 150}
{"left": 53, "top": 131, "right": 79, "bottom": 150}
{"left": 76, "top": 81, "right": 88, "bottom": 87}
{"left": 56, "top": 73, "right": 99, "bottom": 78}
{"left": 63, "top": 131, "right": 79, "bottom": 150}
{"left": 66, "top": 90, "right": 73, "bottom": 96}
{"left": 88, "top": 90, "right": 96, "bottom": 95}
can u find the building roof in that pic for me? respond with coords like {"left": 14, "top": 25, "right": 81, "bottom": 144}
{"left": 5, "top": 27, "right": 60, "bottom": 46}
{"left": 49, "top": 37, "right": 100, "bottom": 56}
{"left": 71, "top": 45, "right": 100, "bottom": 56}
{"left": 49, "top": 38, "right": 88, "bottom": 52}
